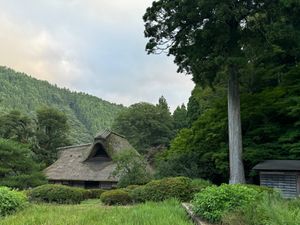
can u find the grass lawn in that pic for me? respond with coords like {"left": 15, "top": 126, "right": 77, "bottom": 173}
{"left": 0, "top": 199, "right": 193, "bottom": 225}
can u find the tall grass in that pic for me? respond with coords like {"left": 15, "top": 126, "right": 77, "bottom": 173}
{"left": 222, "top": 194, "right": 300, "bottom": 225}
{"left": 0, "top": 199, "right": 193, "bottom": 225}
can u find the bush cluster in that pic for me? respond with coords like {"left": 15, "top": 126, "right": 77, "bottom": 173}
{"left": 244, "top": 184, "right": 277, "bottom": 195}
{"left": 130, "top": 177, "right": 194, "bottom": 203}
{"left": 0, "top": 186, "right": 27, "bottom": 217}
{"left": 125, "top": 185, "right": 141, "bottom": 191}
{"left": 28, "top": 184, "right": 87, "bottom": 204}
{"left": 99, "top": 176, "right": 212, "bottom": 205}
{"left": 222, "top": 193, "right": 300, "bottom": 225}
{"left": 100, "top": 189, "right": 132, "bottom": 205}
{"left": 192, "top": 184, "right": 260, "bottom": 223}
{"left": 85, "top": 189, "right": 106, "bottom": 199}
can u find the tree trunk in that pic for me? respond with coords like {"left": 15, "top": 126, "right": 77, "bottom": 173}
{"left": 228, "top": 68, "right": 246, "bottom": 184}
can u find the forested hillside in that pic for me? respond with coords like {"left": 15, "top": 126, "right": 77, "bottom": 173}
{"left": 0, "top": 66, "right": 124, "bottom": 143}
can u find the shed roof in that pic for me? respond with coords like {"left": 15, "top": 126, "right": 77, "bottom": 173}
{"left": 253, "top": 160, "right": 300, "bottom": 171}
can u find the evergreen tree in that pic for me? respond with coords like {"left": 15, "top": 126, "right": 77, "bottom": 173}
{"left": 157, "top": 96, "right": 170, "bottom": 113}
{"left": 173, "top": 104, "right": 188, "bottom": 131}
{"left": 35, "top": 107, "right": 70, "bottom": 165}
{"left": 0, "top": 110, "right": 34, "bottom": 143}
{"left": 0, "top": 138, "right": 46, "bottom": 189}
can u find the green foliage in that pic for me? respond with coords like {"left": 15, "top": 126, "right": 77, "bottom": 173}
{"left": 0, "top": 66, "right": 124, "bottom": 144}
{"left": 190, "top": 179, "right": 214, "bottom": 194}
{"left": 222, "top": 194, "right": 300, "bottom": 225}
{"left": 113, "top": 101, "right": 174, "bottom": 152}
{"left": 144, "top": 0, "right": 300, "bottom": 183}
{"left": 244, "top": 184, "right": 277, "bottom": 195}
{"left": 0, "top": 110, "right": 34, "bottom": 144}
{"left": 100, "top": 189, "right": 132, "bottom": 205}
{"left": 158, "top": 72, "right": 300, "bottom": 183}
{"left": 0, "top": 187, "right": 27, "bottom": 217}
{"left": 125, "top": 185, "right": 141, "bottom": 191}
{"left": 173, "top": 104, "right": 188, "bottom": 132}
{"left": 192, "top": 184, "right": 260, "bottom": 223}
{"left": 155, "top": 90, "right": 229, "bottom": 183}
{"left": 35, "top": 107, "right": 70, "bottom": 165}
{"left": 28, "top": 184, "right": 87, "bottom": 204}
{"left": 130, "top": 177, "right": 193, "bottom": 203}
{"left": 0, "top": 173, "right": 47, "bottom": 190}
{"left": 112, "top": 148, "right": 152, "bottom": 188}
{"left": 0, "top": 199, "right": 194, "bottom": 225}
{"left": 0, "top": 138, "right": 45, "bottom": 189}
{"left": 85, "top": 189, "right": 106, "bottom": 199}
{"left": 143, "top": 0, "right": 300, "bottom": 88}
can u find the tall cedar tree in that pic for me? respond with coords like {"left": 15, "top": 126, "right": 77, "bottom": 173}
{"left": 143, "top": 0, "right": 299, "bottom": 183}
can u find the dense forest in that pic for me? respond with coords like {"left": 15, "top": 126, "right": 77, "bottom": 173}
{"left": 112, "top": 71, "right": 300, "bottom": 184}
{"left": 156, "top": 74, "right": 300, "bottom": 183}
{"left": 0, "top": 66, "right": 125, "bottom": 143}
{"left": 142, "top": 0, "right": 300, "bottom": 184}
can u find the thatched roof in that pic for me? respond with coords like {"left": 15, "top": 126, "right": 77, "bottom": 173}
{"left": 44, "top": 130, "right": 133, "bottom": 182}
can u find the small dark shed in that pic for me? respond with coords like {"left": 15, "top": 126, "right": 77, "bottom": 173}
{"left": 253, "top": 160, "right": 300, "bottom": 198}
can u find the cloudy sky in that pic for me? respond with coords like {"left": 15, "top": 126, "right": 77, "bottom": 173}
{"left": 0, "top": 0, "right": 194, "bottom": 111}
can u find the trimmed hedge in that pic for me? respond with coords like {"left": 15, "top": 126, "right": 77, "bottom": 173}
{"left": 125, "top": 185, "right": 141, "bottom": 190}
{"left": 100, "top": 189, "right": 132, "bottom": 205}
{"left": 28, "top": 184, "right": 87, "bottom": 204}
{"left": 85, "top": 189, "right": 106, "bottom": 199}
{"left": 192, "top": 184, "right": 260, "bottom": 223}
{"left": 130, "top": 177, "right": 194, "bottom": 203}
{"left": 0, "top": 186, "right": 27, "bottom": 217}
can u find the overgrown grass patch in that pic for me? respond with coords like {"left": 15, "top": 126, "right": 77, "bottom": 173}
{"left": 222, "top": 194, "right": 300, "bottom": 225}
{"left": 0, "top": 199, "right": 193, "bottom": 225}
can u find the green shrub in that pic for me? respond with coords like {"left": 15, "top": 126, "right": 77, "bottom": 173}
{"left": 0, "top": 186, "right": 27, "bottom": 217}
{"left": 130, "top": 177, "right": 193, "bottom": 203}
{"left": 112, "top": 148, "right": 152, "bottom": 188}
{"left": 222, "top": 194, "right": 300, "bottom": 225}
{"left": 100, "top": 189, "right": 132, "bottom": 205}
{"left": 28, "top": 184, "right": 87, "bottom": 204}
{"left": 244, "top": 184, "right": 278, "bottom": 195}
{"left": 0, "top": 173, "right": 47, "bottom": 190}
{"left": 85, "top": 189, "right": 106, "bottom": 199}
{"left": 125, "top": 185, "right": 141, "bottom": 190}
{"left": 190, "top": 179, "right": 213, "bottom": 193}
{"left": 192, "top": 184, "right": 260, "bottom": 223}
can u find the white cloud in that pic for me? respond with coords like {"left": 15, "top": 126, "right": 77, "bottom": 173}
{"left": 0, "top": 0, "right": 194, "bottom": 111}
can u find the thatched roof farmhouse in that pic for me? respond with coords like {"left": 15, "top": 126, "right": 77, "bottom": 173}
{"left": 45, "top": 130, "right": 135, "bottom": 189}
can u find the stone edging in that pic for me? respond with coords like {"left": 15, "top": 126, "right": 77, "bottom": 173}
{"left": 181, "top": 203, "right": 213, "bottom": 225}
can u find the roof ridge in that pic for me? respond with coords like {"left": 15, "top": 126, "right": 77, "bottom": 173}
{"left": 95, "top": 129, "right": 125, "bottom": 139}
{"left": 57, "top": 143, "right": 91, "bottom": 150}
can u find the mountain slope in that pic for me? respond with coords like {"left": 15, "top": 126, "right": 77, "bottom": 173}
{"left": 0, "top": 66, "right": 125, "bottom": 144}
